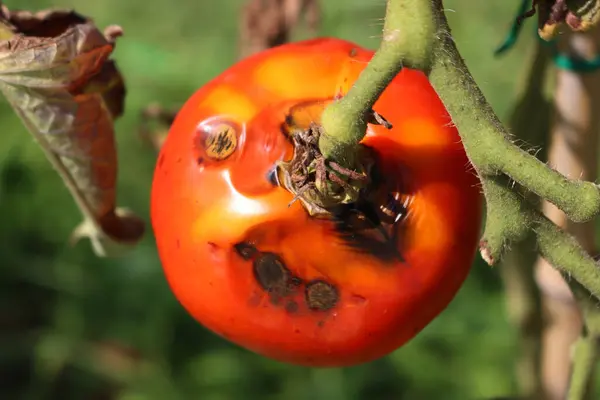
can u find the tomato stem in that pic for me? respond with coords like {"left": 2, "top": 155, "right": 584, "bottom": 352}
{"left": 427, "top": 7, "right": 600, "bottom": 397}
{"left": 318, "top": 0, "right": 434, "bottom": 167}
{"left": 427, "top": 1, "right": 600, "bottom": 292}
{"left": 565, "top": 280, "right": 600, "bottom": 400}
{"left": 319, "top": 0, "right": 600, "bottom": 339}
{"left": 429, "top": 2, "right": 600, "bottom": 224}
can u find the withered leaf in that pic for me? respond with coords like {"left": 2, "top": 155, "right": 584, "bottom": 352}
{"left": 239, "top": 0, "right": 321, "bottom": 58}
{"left": 0, "top": 4, "right": 144, "bottom": 257}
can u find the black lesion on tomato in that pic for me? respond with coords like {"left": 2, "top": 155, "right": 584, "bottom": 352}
{"left": 330, "top": 159, "right": 408, "bottom": 263}
{"left": 279, "top": 122, "right": 295, "bottom": 145}
{"left": 305, "top": 280, "right": 339, "bottom": 311}
{"left": 285, "top": 300, "right": 299, "bottom": 314}
{"left": 331, "top": 197, "right": 405, "bottom": 263}
{"left": 233, "top": 243, "right": 341, "bottom": 314}
{"left": 233, "top": 242, "right": 259, "bottom": 260}
{"left": 253, "top": 253, "right": 289, "bottom": 291}
{"left": 253, "top": 252, "right": 302, "bottom": 306}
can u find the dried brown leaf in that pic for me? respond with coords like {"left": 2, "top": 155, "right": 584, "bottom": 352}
{"left": 0, "top": 4, "right": 144, "bottom": 257}
{"left": 239, "top": 0, "right": 321, "bottom": 58}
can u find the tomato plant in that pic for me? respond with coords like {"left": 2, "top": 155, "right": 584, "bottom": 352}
{"left": 150, "top": 37, "right": 482, "bottom": 367}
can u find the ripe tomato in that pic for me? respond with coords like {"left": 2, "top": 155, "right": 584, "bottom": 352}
{"left": 151, "top": 37, "right": 482, "bottom": 367}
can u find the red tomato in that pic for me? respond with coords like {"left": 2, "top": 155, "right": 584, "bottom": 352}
{"left": 151, "top": 37, "right": 482, "bottom": 367}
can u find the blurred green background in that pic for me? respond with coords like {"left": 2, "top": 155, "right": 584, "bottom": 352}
{"left": 0, "top": 0, "right": 581, "bottom": 399}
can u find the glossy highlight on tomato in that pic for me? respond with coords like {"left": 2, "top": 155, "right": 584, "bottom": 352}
{"left": 151, "top": 37, "right": 482, "bottom": 367}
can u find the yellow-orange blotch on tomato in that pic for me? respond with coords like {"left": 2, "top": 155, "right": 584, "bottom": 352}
{"left": 151, "top": 37, "right": 482, "bottom": 367}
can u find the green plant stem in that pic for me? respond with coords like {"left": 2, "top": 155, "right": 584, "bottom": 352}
{"left": 568, "top": 336, "right": 599, "bottom": 400}
{"left": 314, "top": 0, "right": 600, "bottom": 395}
{"left": 480, "top": 176, "right": 531, "bottom": 264}
{"left": 428, "top": 1, "right": 600, "bottom": 224}
{"left": 317, "top": 0, "right": 600, "bottom": 295}
{"left": 567, "top": 281, "right": 600, "bottom": 400}
{"left": 499, "top": 39, "right": 551, "bottom": 400}
{"left": 318, "top": 0, "right": 434, "bottom": 168}
{"left": 500, "top": 232, "right": 544, "bottom": 399}
{"left": 534, "top": 213, "right": 600, "bottom": 297}
{"left": 480, "top": 175, "right": 600, "bottom": 297}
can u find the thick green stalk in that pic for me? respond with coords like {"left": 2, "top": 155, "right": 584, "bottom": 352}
{"left": 316, "top": 0, "right": 600, "bottom": 292}
{"left": 535, "top": 214, "right": 600, "bottom": 298}
{"left": 314, "top": 0, "right": 600, "bottom": 395}
{"left": 427, "top": 1, "right": 600, "bottom": 223}
{"left": 318, "top": 0, "right": 434, "bottom": 168}
{"left": 480, "top": 176, "right": 531, "bottom": 264}
{"left": 566, "top": 281, "right": 600, "bottom": 400}
{"left": 568, "top": 337, "right": 599, "bottom": 400}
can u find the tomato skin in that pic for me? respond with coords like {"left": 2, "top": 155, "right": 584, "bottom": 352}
{"left": 151, "top": 38, "right": 482, "bottom": 367}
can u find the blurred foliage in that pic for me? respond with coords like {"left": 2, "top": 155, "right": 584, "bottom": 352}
{"left": 0, "top": 0, "right": 595, "bottom": 399}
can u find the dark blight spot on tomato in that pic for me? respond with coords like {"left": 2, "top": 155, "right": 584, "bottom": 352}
{"left": 305, "top": 280, "right": 339, "bottom": 311}
{"left": 285, "top": 300, "right": 299, "bottom": 314}
{"left": 234, "top": 242, "right": 259, "bottom": 260}
{"left": 290, "top": 276, "right": 303, "bottom": 287}
{"left": 207, "top": 242, "right": 228, "bottom": 263}
{"left": 284, "top": 114, "right": 294, "bottom": 129}
{"left": 350, "top": 293, "right": 367, "bottom": 304}
{"left": 253, "top": 253, "right": 295, "bottom": 296}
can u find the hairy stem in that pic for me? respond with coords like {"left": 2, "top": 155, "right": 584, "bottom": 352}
{"left": 567, "top": 281, "right": 600, "bottom": 400}
{"left": 318, "top": 0, "right": 434, "bottom": 168}
{"left": 500, "top": 233, "right": 545, "bottom": 399}
{"left": 316, "top": 0, "right": 600, "bottom": 292}
{"left": 499, "top": 39, "right": 552, "bottom": 399}
{"left": 480, "top": 176, "right": 531, "bottom": 265}
{"left": 543, "top": 27, "right": 600, "bottom": 400}
{"left": 313, "top": 0, "right": 600, "bottom": 395}
{"left": 534, "top": 214, "right": 600, "bottom": 296}
{"left": 568, "top": 335, "right": 599, "bottom": 400}
{"left": 481, "top": 177, "right": 600, "bottom": 298}
{"left": 428, "top": 1, "right": 600, "bottom": 224}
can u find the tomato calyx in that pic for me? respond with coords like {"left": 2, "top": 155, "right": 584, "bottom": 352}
{"left": 273, "top": 103, "right": 407, "bottom": 261}
{"left": 275, "top": 106, "right": 393, "bottom": 220}
{"left": 275, "top": 123, "right": 368, "bottom": 216}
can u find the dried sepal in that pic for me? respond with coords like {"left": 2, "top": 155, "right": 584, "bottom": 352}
{"left": 530, "top": 0, "right": 600, "bottom": 41}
